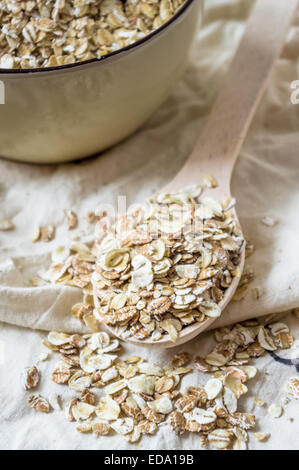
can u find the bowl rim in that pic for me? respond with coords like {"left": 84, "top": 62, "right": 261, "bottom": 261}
{"left": 0, "top": 0, "right": 196, "bottom": 75}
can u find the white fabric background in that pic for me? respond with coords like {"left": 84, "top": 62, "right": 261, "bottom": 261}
{"left": 0, "top": 0, "right": 299, "bottom": 450}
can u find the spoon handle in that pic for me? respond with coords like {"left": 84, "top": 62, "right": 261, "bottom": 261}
{"left": 170, "top": 0, "right": 297, "bottom": 192}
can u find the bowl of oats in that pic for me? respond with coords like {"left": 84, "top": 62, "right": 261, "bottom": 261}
{"left": 0, "top": 0, "right": 202, "bottom": 164}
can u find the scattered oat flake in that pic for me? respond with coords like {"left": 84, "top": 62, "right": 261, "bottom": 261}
{"left": 252, "top": 287, "right": 263, "bottom": 300}
{"left": 171, "top": 352, "right": 192, "bottom": 368}
{"left": 208, "top": 429, "right": 232, "bottom": 449}
{"left": 93, "top": 181, "right": 244, "bottom": 342}
{"left": 233, "top": 439, "right": 247, "bottom": 450}
{"left": 233, "top": 283, "right": 248, "bottom": 301}
{"left": 204, "top": 378, "right": 222, "bottom": 400}
{"left": 285, "top": 377, "right": 299, "bottom": 400}
{"left": 169, "top": 411, "right": 186, "bottom": 435}
{"left": 96, "top": 396, "right": 120, "bottom": 421}
{"left": 69, "top": 373, "right": 92, "bottom": 392}
{"left": 254, "top": 397, "right": 265, "bottom": 406}
{"left": 38, "top": 352, "right": 49, "bottom": 362}
{"left": 67, "top": 210, "right": 78, "bottom": 230}
{"left": 124, "top": 426, "right": 142, "bottom": 443}
{"left": 28, "top": 394, "right": 50, "bottom": 413}
{"left": 81, "top": 389, "right": 96, "bottom": 405}
{"left": 223, "top": 386, "right": 237, "bottom": 414}
{"left": 138, "top": 420, "right": 157, "bottom": 435}
{"left": 52, "top": 366, "right": 71, "bottom": 384}
{"left": 111, "top": 418, "right": 134, "bottom": 435}
{"left": 0, "top": 1, "right": 186, "bottom": 70}
{"left": 48, "top": 393, "right": 61, "bottom": 410}
{"left": 40, "top": 224, "right": 55, "bottom": 242}
{"left": 254, "top": 432, "right": 270, "bottom": 441}
{"left": 282, "top": 396, "right": 290, "bottom": 405}
{"left": 258, "top": 327, "right": 277, "bottom": 351}
{"left": 202, "top": 174, "right": 218, "bottom": 188}
{"left": 77, "top": 421, "right": 93, "bottom": 434}
{"left": 72, "top": 401, "right": 95, "bottom": 421}
{"left": 22, "top": 366, "right": 40, "bottom": 391}
{"left": 268, "top": 404, "right": 282, "bottom": 418}
{"left": 48, "top": 331, "right": 70, "bottom": 346}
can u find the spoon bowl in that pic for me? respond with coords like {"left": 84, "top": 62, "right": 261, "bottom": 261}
{"left": 94, "top": 239, "right": 245, "bottom": 349}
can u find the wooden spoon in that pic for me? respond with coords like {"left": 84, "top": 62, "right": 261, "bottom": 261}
{"left": 95, "top": 0, "right": 298, "bottom": 348}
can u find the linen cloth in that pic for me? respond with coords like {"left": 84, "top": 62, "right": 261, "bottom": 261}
{"left": 0, "top": 0, "right": 299, "bottom": 450}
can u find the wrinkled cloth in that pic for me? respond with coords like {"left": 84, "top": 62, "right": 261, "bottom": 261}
{"left": 0, "top": 0, "right": 299, "bottom": 450}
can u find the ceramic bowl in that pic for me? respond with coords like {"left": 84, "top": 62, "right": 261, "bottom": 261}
{"left": 0, "top": 0, "right": 203, "bottom": 164}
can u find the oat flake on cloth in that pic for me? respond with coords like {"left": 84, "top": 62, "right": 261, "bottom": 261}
{"left": 0, "top": 0, "right": 299, "bottom": 450}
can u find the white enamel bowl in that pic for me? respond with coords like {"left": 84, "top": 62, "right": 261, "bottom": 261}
{"left": 0, "top": 0, "right": 203, "bottom": 164}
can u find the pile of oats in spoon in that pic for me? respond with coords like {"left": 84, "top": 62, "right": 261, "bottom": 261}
{"left": 0, "top": 0, "right": 186, "bottom": 69}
